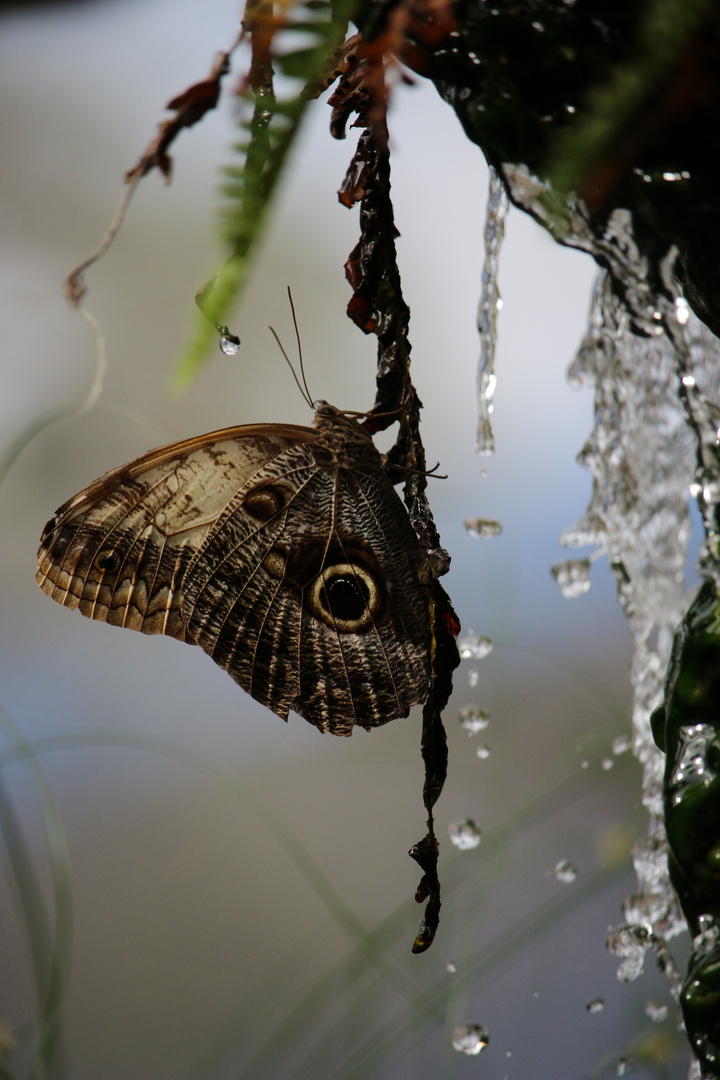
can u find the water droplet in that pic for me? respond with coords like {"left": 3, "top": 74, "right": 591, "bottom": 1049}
{"left": 565, "top": 104, "right": 576, "bottom": 113}
{"left": 459, "top": 632, "right": 493, "bottom": 660}
{"left": 506, "top": 1049, "right": 513, "bottom": 1058}
{"left": 586, "top": 998, "right": 605, "bottom": 1013}
{"left": 476, "top": 744, "right": 491, "bottom": 760}
{"left": 580, "top": 759, "right": 590, "bottom": 770}
{"left": 555, "top": 859, "right": 579, "bottom": 884}
{"left": 464, "top": 517, "right": 503, "bottom": 538}
{"left": 468, "top": 668, "right": 480, "bottom": 688}
{"left": 682, "top": 373, "right": 696, "bottom": 387}
{"left": 533, "top": 990, "right": 540, "bottom": 999}
{"left": 447, "top": 961, "right": 457, "bottom": 973}
{"left": 645, "top": 1000, "right": 668, "bottom": 1023}
{"left": 531, "top": 20, "right": 545, "bottom": 31}
{"left": 612, "top": 734, "right": 630, "bottom": 755}
{"left": 452, "top": 1024, "right": 489, "bottom": 1055}
{"left": 675, "top": 296, "right": 690, "bottom": 324}
{"left": 219, "top": 328, "right": 241, "bottom": 355}
{"left": 448, "top": 818, "right": 482, "bottom": 851}
{"left": 482, "top": 372, "right": 497, "bottom": 402}
{"left": 617, "top": 1059, "right": 629, "bottom": 1076}
{"left": 458, "top": 706, "right": 489, "bottom": 734}
{"left": 551, "top": 558, "right": 591, "bottom": 598}
{"left": 601, "top": 757, "right": 614, "bottom": 771}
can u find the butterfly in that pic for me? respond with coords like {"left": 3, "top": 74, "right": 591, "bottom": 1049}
{"left": 36, "top": 402, "right": 432, "bottom": 736}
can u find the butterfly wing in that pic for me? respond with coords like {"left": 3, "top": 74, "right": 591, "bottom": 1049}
{"left": 181, "top": 444, "right": 431, "bottom": 734}
{"left": 36, "top": 425, "right": 315, "bottom": 641}
{"left": 38, "top": 420, "right": 431, "bottom": 735}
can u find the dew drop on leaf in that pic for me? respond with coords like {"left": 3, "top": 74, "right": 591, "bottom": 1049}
{"left": 219, "top": 328, "right": 241, "bottom": 355}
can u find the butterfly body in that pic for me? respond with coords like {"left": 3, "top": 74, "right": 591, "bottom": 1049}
{"left": 37, "top": 404, "right": 431, "bottom": 735}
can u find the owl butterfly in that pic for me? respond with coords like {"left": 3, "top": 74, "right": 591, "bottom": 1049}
{"left": 36, "top": 402, "right": 432, "bottom": 735}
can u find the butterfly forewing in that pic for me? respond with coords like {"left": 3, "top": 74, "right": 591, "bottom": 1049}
{"left": 36, "top": 426, "right": 313, "bottom": 641}
{"left": 181, "top": 443, "right": 319, "bottom": 720}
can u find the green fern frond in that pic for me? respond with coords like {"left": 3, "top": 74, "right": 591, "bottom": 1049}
{"left": 173, "top": 0, "right": 355, "bottom": 390}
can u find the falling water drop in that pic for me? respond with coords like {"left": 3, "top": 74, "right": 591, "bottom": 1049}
{"left": 645, "top": 1000, "right": 668, "bottom": 1023}
{"left": 448, "top": 819, "right": 482, "bottom": 851}
{"left": 468, "top": 668, "right": 480, "bottom": 688}
{"left": 476, "top": 168, "right": 509, "bottom": 455}
{"left": 551, "top": 558, "right": 592, "bottom": 598}
{"left": 458, "top": 705, "right": 490, "bottom": 734}
{"left": 586, "top": 998, "right": 605, "bottom": 1014}
{"left": 464, "top": 517, "right": 503, "bottom": 538}
{"left": 476, "top": 744, "right": 491, "bottom": 760}
{"left": 617, "top": 1059, "right": 629, "bottom": 1076}
{"left": 446, "top": 961, "right": 457, "bottom": 973}
{"left": 612, "top": 734, "right": 631, "bottom": 755}
{"left": 459, "top": 632, "right": 493, "bottom": 660}
{"left": 555, "top": 859, "right": 579, "bottom": 884}
{"left": 452, "top": 1024, "right": 489, "bottom": 1055}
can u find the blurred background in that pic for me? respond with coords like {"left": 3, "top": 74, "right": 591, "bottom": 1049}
{"left": 0, "top": 1, "right": 693, "bottom": 1077}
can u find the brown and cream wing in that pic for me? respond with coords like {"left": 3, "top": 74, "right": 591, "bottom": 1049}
{"left": 36, "top": 425, "right": 315, "bottom": 640}
{"left": 181, "top": 447, "right": 431, "bottom": 734}
{"left": 294, "top": 466, "right": 431, "bottom": 734}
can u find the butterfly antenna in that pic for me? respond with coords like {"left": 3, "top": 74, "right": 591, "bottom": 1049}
{"left": 286, "top": 287, "right": 314, "bottom": 406}
{"left": 269, "top": 326, "right": 313, "bottom": 408}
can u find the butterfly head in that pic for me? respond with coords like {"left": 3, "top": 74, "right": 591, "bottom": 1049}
{"left": 311, "top": 400, "right": 378, "bottom": 465}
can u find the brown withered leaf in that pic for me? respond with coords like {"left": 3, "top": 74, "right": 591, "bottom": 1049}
{"left": 125, "top": 48, "right": 235, "bottom": 184}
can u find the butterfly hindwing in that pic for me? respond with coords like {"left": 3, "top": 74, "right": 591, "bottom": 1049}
{"left": 181, "top": 443, "right": 430, "bottom": 733}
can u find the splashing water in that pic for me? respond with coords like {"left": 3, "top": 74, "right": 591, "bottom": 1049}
{"left": 495, "top": 164, "right": 720, "bottom": 1036}
{"left": 476, "top": 167, "right": 509, "bottom": 454}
